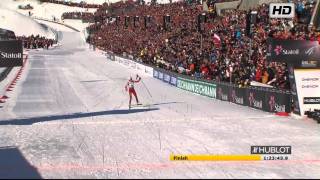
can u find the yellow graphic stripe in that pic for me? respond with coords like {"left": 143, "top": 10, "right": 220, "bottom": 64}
{"left": 170, "top": 154, "right": 262, "bottom": 161}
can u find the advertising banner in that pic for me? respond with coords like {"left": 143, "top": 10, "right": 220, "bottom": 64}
{"left": 153, "top": 70, "right": 159, "bottom": 78}
{"left": 288, "top": 65, "right": 301, "bottom": 115}
{"left": 130, "top": 61, "right": 137, "bottom": 69}
{"left": 158, "top": 72, "right": 164, "bottom": 80}
{"left": 123, "top": 58, "right": 129, "bottom": 66}
{"left": 177, "top": 77, "right": 216, "bottom": 98}
{"left": 114, "top": 56, "right": 120, "bottom": 62}
{"left": 170, "top": 75, "right": 177, "bottom": 86}
{"left": 216, "top": 83, "right": 230, "bottom": 101}
{"left": 229, "top": 86, "right": 247, "bottom": 106}
{"left": 136, "top": 63, "right": 144, "bottom": 72}
{"left": 0, "top": 40, "right": 23, "bottom": 67}
{"left": 304, "top": 97, "right": 320, "bottom": 104}
{"left": 246, "top": 88, "right": 265, "bottom": 110}
{"left": 163, "top": 73, "right": 171, "bottom": 83}
{"left": 294, "top": 69, "right": 320, "bottom": 115}
{"left": 145, "top": 66, "right": 153, "bottom": 76}
{"left": 105, "top": 53, "right": 110, "bottom": 59}
{"left": 264, "top": 91, "right": 291, "bottom": 113}
{"left": 266, "top": 38, "right": 320, "bottom": 63}
{"left": 110, "top": 55, "right": 115, "bottom": 61}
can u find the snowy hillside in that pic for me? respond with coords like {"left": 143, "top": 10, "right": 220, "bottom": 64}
{"left": 55, "top": 0, "right": 109, "bottom": 4}
{"left": 0, "top": 0, "right": 182, "bottom": 22}
{"left": 0, "top": 7, "right": 55, "bottom": 38}
{"left": 0, "top": 0, "right": 97, "bottom": 21}
{"left": 55, "top": 0, "right": 181, "bottom": 5}
{"left": 0, "top": 0, "right": 182, "bottom": 34}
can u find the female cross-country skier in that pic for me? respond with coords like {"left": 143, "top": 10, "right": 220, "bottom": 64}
{"left": 125, "top": 74, "right": 142, "bottom": 109}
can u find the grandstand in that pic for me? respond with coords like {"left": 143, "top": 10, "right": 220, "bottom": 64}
{"left": 86, "top": 0, "right": 319, "bottom": 90}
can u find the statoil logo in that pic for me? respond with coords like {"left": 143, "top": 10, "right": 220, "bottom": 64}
{"left": 231, "top": 90, "right": 244, "bottom": 104}
{"left": 0, "top": 51, "right": 22, "bottom": 59}
{"left": 274, "top": 46, "right": 299, "bottom": 55}
{"left": 249, "top": 92, "right": 262, "bottom": 109}
{"left": 218, "top": 88, "right": 228, "bottom": 101}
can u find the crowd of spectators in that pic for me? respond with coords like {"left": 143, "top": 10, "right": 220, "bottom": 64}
{"left": 39, "top": 0, "right": 102, "bottom": 8}
{"left": 87, "top": 0, "right": 319, "bottom": 90}
{"left": 18, "top": 4, "right": 34, "bottom": 10}
{"left": 290, "top": 0, "right": 318, "bottom": 24}
{"left": 17, "top": 35, "right": 56, "bottom": 49}
{"left": 61, "top": 12, "right": 94, "bottom": 22}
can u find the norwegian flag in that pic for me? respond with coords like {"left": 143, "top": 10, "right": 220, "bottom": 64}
{"left": 212, "top": 33, "right": 221, "bottom": 47}
{"left": 212, "top": 33, "right": 221, "bottom": 44}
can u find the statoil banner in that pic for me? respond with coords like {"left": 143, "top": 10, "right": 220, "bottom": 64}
{"left": 266, "top": 38, "right": 320, "bottom": 64}
{"left": 0, "top": 40, "right": 23, "bottom": 67}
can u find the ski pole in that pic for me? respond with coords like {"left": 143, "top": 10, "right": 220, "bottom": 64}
{"left": 141, "top": 80, "right": 152, "bottom": 98}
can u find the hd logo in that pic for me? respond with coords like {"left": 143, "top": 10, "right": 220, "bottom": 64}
{"left": 269, "top": 3, "right": 295, "bottom": 18}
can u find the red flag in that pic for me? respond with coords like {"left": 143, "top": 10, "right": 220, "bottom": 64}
{"left": 212, "top": 33, "right": 221, "bottom": 47}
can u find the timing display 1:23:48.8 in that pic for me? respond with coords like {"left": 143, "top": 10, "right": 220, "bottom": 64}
{"left": 263, "top": 155, "right": 289, "bottom": 160}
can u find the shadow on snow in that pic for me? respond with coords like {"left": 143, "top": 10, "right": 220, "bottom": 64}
{"left": 0, "top": 146, "right": 42, "bottom": 179}
{"left": 0, "top": 108, "right": 159, "bottom": 126}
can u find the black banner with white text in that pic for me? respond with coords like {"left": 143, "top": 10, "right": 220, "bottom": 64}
{"left": 0, "top": 40, "right": 23, "bottom": 67}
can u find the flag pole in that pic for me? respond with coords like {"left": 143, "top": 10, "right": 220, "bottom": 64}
{"left": 200, "top": 33, "right": 203, "bottom": 52}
